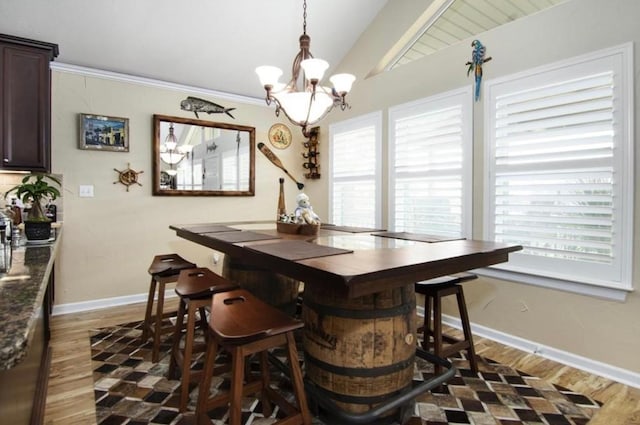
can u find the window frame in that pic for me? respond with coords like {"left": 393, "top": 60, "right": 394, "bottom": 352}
{"left": 482, "top": 43, "right": 634, "bottom": 301}
{"left": 388, "top": 85, "right": 473, "bottom": 238}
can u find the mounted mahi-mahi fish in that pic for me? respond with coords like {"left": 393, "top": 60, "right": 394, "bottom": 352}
{"left": 180, "top": 96, "right": 236, "bottom": 119}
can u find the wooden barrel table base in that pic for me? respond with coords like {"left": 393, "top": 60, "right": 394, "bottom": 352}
{"left": 298, "top": 282, "right": 458, "bottom": 424}
{"left": 302, "top": 283, "right": 417, "bottom": 423}
{"left": 222, "top": 255, "right": 300, "bottom": 315}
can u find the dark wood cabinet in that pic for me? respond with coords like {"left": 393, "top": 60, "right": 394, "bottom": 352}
{"left": 0, "top": 34, "right": 58, "bottom": 172}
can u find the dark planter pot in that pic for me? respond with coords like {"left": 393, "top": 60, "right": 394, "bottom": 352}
{"left": 24, "top": 221, "right": 52, "bottom": 241}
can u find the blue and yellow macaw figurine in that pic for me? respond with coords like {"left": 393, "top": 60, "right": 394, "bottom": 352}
{"left": 466, "top": 40, "right": 492, "bottom": 101}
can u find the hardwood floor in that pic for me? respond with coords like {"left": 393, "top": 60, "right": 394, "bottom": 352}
{"left": 44, "top": 301, "right": 640, "bottom": 424}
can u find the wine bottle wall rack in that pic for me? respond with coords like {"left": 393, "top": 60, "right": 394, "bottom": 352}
{"left": 303, "top": 126, "right": 320, "bottom": 179}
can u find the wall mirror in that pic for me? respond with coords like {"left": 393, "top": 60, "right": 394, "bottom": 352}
{"left": 153, "top": 114, "right": 255, "bottom": 196}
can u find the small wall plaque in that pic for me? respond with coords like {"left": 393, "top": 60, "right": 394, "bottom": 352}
{"left": 268, "top": 123, "right": 292, "bottom": 149}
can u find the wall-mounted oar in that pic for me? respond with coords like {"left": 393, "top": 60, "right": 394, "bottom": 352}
{"left": 257, "top": 142, "right": 304, "bottom": 190}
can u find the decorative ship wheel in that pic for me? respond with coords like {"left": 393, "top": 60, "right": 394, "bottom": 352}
{"left": 114, "top": 163, "right": 143, "bottom": 191}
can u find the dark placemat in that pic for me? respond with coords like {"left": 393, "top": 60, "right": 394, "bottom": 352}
{"left": 182, "top": 224, "right": 240, "bottom": 234}
{"left": 372, "top": 231, "right": 464, "bottom": 243}
{"left": 321, "top": 224, "right": 387, "bottom": 233}
{"left": 207, "top": 231, "right": 280, "bottom": 243}
{"left": 247, "top": 240, "right": 353, "bottom": 261}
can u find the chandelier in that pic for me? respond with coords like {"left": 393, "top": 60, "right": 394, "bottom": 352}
{"left": 159, "top": 123, "right": 193, "bottom": 176}
{"left": 255, "top": 0, "right": 355, "bottom": 137}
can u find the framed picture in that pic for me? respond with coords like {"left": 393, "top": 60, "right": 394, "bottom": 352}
{"left": 79, "top": 114, "right": 129, "bottom": 152}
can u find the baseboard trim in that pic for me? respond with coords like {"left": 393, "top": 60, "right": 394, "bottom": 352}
{"left": 51, "top": 290, "right": 176, "bottom": 316}
{"left": 416, "top": 306, "right": 640, "bottom": 390}
{"left": 54, "top": 296, "right": 639, "bottom": 390}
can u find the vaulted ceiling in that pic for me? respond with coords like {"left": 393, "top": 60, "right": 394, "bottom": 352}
{"left": 0, "top": 0, "right": 388, "bottom": 100}
{"left": 391, "top": 0, "right": 566, "bottom": 69}
{"left": 0, "top": 0, "right": 567, "bottom": 101}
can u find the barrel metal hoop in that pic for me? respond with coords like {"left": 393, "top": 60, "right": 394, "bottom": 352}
{"left": 304, "top": 352, "right": 415, "bottom": 377}
{"left": 304, "top": 298, "right": 415, "bottom": 319}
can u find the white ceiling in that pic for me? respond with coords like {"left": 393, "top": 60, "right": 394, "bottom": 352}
{"left": 0, "top": 0, "right": 389, "bottom": 100}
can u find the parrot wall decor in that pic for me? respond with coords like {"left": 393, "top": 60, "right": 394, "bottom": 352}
{"left": 466, "top": 40, "right": 492, "bottom": 102}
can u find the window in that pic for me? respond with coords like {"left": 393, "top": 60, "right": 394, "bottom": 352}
{"left": 389, "top": 86, "right": 473, "bottom": 238}
{"left": 222, "top": 143, "right": 250, "bottom": 191}
{"left": 328, "top": 112, "right": 382, "bottom": 228}
{"left": 484, "top": 44, "right": 633, "bottom": 294}
{"left": 175, "top": 161, "right": 202, "bottom": 191}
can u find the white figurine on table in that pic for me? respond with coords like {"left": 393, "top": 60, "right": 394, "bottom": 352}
{"left": 294, "top": 193, "right": 321, "bottom": 225}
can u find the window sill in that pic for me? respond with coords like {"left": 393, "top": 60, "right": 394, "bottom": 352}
{"left": 475, "top": 267, "right": 632, "bottom": 302}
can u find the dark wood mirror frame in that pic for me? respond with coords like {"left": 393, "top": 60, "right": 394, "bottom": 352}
{"left": 152, "top": 114, "right": 255, "bottom": 196}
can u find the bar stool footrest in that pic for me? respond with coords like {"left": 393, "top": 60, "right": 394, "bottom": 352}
{"left": 268, "top": 351, "right": 455, "bottom": 425}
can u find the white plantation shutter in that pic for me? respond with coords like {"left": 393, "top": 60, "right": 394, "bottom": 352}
{"left": 222, "top": 143, "right": 249, "bottom": 191}
{"left": 329, "top": 112, "right": 382, "bottom": 228}
{"left": 238, "top": 144, "right": 250, "bottom": 190}
{"left": 389, "top": 87, "right": 472, "bottom": 238}
{"left": 485, "top": 44, "right": 633, "bottom": 289}
{"left": 222, "top": 150, "right": 236, "bottom": 190}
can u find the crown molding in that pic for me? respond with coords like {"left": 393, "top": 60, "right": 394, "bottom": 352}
{"left": 50, "top": 62, "right": 265, "bottom": 106}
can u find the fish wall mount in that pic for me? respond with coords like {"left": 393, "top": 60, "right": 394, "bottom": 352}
{"left": 180, "top": 96, "right": 235, "bottom": 119}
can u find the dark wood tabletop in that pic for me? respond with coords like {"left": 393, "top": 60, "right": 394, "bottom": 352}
{"left": 171, "top": 222, "right": 522, "bottom": 298}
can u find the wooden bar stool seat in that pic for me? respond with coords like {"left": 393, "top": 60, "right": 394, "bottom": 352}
{"left": 415, "top": 272, "right": 479, "bottom": 374}
{"left": 142, "top": 253, "right": 196, "bottom": 363}
{"left": 196, "top": 288, "right": 311, "bottom": 425}
{"left": 167, "top": 267, "right": 239, "bottom": 412}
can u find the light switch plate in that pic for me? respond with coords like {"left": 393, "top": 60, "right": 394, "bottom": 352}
{"left": 79, "top": 185, "right": 94, "bottom": 198}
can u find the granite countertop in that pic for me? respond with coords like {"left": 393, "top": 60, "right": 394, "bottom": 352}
{"left": 0, "top": 229, "right": 60, "bottom": 370}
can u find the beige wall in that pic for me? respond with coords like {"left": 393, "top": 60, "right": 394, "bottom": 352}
{"left": 312, "top": 0, "right": 640, "bottom": 374}
{"left": 51, "top": 72, "right": 322, "bottom": 305}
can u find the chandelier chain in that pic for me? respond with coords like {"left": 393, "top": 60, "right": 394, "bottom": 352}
{"left": 303, "top": 0, "right": 307, "bottom": 35}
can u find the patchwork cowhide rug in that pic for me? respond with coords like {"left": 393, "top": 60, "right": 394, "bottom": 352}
{"left": 90, "top": 320, "right": 601, "bottom": 425}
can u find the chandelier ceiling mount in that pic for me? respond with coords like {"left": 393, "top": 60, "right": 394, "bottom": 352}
{"left": 255, "top": 0, "right": 355, "bottom": 137}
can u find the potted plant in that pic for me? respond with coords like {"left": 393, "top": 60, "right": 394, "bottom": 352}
{"left": 5, "top": 173, "right": 61, "bottom": 241}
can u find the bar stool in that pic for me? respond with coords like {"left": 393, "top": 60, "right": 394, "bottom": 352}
{"left": 196, "top": 288, "right": 311, "bottom": 425}
{"left": 142, "top": 253, "right": 196, "bottom": 363}
{"left": 415, "top": 272, "right": 479, "bottom": 374}
{"left": 167, "top": 267, "right": 239, "bottom": 412}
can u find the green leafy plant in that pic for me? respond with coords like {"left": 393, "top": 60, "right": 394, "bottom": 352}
{"left": 5, "top": 173, "right": 61, "bottom": 222}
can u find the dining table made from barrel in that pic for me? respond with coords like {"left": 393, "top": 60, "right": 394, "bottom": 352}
{"left": 171, "top": 222, "right": 522, "bottom": 424}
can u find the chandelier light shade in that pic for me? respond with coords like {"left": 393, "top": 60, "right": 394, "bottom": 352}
{"left": 160, "top": 123, "right": 192, "bottom": 175}
{"left": 255, "top": 0, "right": 355, "bottom": 136}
